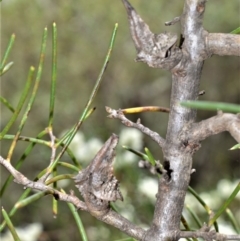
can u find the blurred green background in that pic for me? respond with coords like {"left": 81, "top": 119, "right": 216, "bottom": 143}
{"left": 1, "top": 0, "right": 239, "bottom": 240}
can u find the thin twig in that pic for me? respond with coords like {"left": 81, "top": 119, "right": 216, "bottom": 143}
{"left": 0, "top": 155, "right": 86, "bottom": 210}
{"left": 106, "top": 106, "right": 165, "bottom": 147}
{"left": 39, "top": 127, "right": 57, "bottom": 182}
{"left": 165, "top": 16, "right": 181, "bottom": 26}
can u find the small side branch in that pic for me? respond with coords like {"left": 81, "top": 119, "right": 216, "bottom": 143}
{"left": 207, "top": 33, "right": 240, "bottom": 57}
{"left": 0, "top": 155, "right": 87, "bottom": 211}
{"left": 188, "top": 113, "right": 240, "bottom": 143}
{"left": 106, "top": 106, "right": 165, "bottom": 147}
{"left": 39, "top": 127, "right": 57, "bottom": 182}
{"left": 165, "top": 16, "right": 181, "bottom": 26}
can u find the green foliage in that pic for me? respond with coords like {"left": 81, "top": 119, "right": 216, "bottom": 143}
{"left": 231, "top": 27, "right": 240, "bottom": 34}
{"left": 208, "top": 182, "right": 240, "bottom": 227}
{"left": 0, "top": 34, "right": 15, "bottom": 76}
{"left": 181, "top": 100, "right": 240, "bottom": 113}
{"left": 1, "top": 207, "right": 21, "bottom": 241}
{"left": 230, "top": 143, "right": 240, "bottom": 150}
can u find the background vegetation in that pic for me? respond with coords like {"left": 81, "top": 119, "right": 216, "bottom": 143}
{"left": 1, "top": 0, "right": 239, "bottom": 240}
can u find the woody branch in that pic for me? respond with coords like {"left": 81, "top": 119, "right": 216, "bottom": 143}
{"left": 187, "top": 113, "right": 240, "bottom": 143}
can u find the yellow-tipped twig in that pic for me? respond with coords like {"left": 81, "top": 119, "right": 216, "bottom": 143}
{"left": 122, "top": 106, "right": 170, "bottom": 114}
